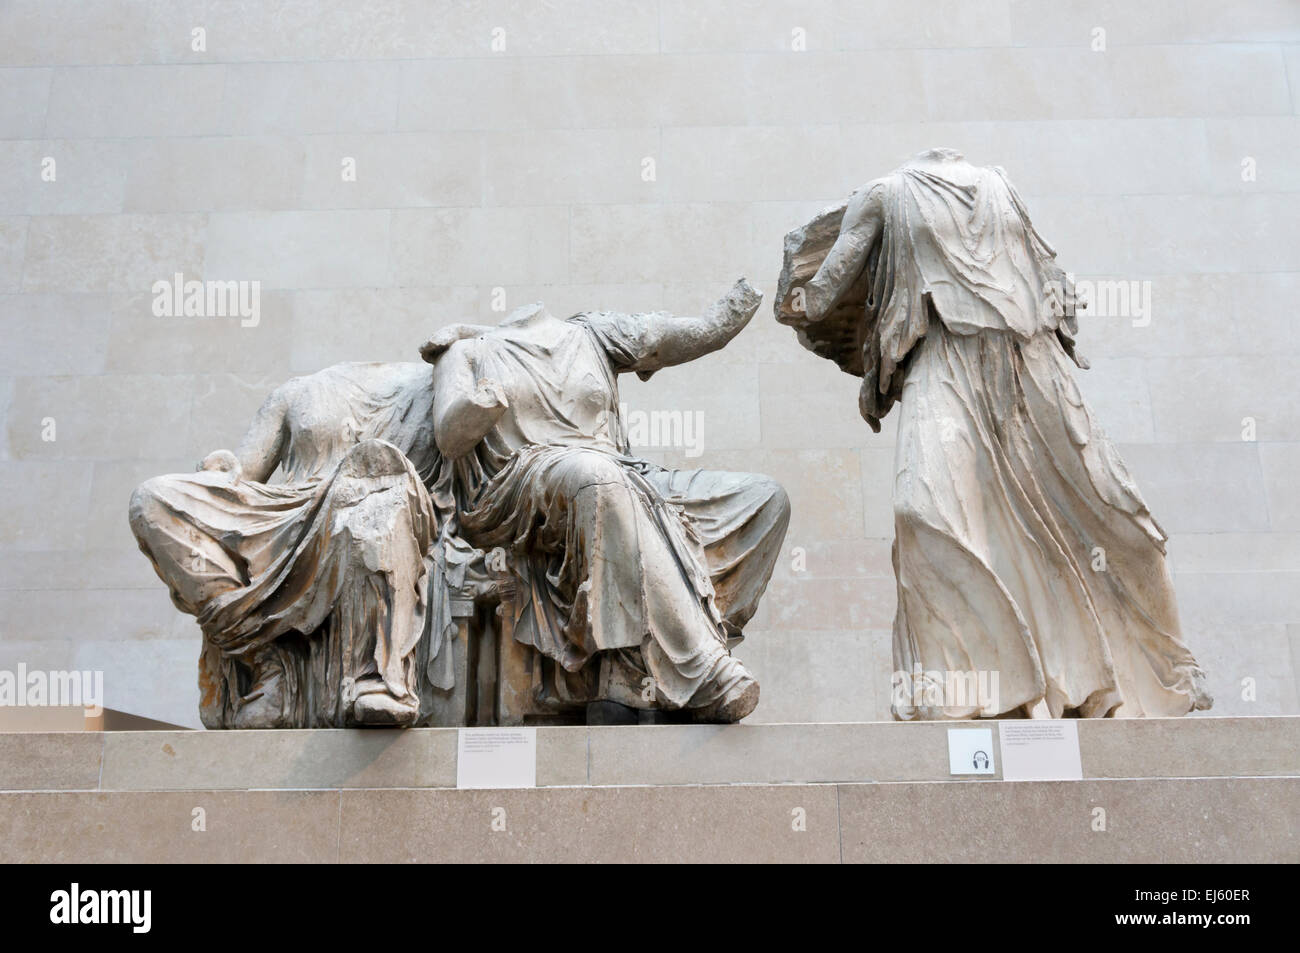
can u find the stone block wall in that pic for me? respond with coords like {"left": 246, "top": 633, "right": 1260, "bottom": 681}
{"left": 1, "top": 1, "right": 1297, "bottom": 725}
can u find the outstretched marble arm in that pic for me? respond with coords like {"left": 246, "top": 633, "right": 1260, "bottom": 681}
{"left": 615, "top": 277, "right": 763, "bottom": 374}
{"left": 803, "top": 182, "right": 885, "bottom": 321}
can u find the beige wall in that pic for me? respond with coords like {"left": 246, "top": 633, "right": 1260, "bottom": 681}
{"left": 1, "top": 0, "right": 1298, "bottom": 727}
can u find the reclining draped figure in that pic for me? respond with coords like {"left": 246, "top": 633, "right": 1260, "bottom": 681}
{"left": 129, "top": 278, "right": 789, "bottom": 728}
{"left": 775, "top": 148, "right": 1211, "bottom": 720}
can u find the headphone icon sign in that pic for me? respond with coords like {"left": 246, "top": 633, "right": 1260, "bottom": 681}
{"left": 973, "top": 750, "right": 990, "bottom": 770}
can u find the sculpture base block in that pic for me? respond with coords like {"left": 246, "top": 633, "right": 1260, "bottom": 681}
{"left": 2, "top": 716, "right": 1295, "bottom": 862}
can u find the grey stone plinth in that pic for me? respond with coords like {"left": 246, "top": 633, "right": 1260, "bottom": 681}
{"left": 1, "top": 717, "right": 1294, "bottom": 862}
{"left": 2, "top": 716, "right": 1293, "bottom": 792}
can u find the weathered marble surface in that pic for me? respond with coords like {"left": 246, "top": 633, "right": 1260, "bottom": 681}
{"left": 423, "top": 278, "right": 789, "bottom": 723}
{"left": 130, "top": 362, "right": 454, "bottom": 728}
{"left": 128, "top": 282, "right": 788, "bottom": 727}
{"left": 777, "top": 148, "right": 1212, "bottom": 719}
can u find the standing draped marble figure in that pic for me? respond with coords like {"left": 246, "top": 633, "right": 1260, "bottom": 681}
{"left": 424, "top": 279, "right": 789, "bottom": 722}
{"left": 776, "top": 148, "right": 1211, "bottom": 719}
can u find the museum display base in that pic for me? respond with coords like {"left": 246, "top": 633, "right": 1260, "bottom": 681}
{"left": 2, "top": 716, "right": 1295, "bottom": 863}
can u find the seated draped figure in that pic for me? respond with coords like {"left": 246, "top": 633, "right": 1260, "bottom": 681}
{"left": 421, "top": 277, "right": 789, "bottom": 723}
{"left": 129, "top": 361, "right": 452, "bottom": 728}
{"left": 129, "top": 278, "right": 789, "bottom": 728}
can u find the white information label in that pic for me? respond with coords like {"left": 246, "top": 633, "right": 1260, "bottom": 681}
{"left": 947, "top": 727, "right": 996, "bottom": 775}
{"left": 456, "top": 727, "right": 537, "bottom": 789}
{"left": 998, "top": 721, "right": 1083, "bottom": 781}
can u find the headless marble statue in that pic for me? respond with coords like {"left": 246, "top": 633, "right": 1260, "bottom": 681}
{"left": 129, "top": 280, "right": 789, "bottom": 727}
{"left": 424, "top": 278, "right": 790, "bottom": 723}
{"left": 129, "top": 362, "right": 448, "bottom": 728}
{"left": 776, "top": 148, "right": 1211, "bottom": 720}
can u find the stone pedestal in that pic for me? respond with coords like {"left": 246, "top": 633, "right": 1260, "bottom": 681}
{"left": 2, "top": 717, "right": 1295, "bottom": 863}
